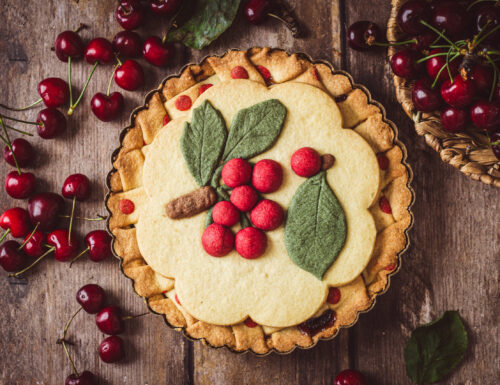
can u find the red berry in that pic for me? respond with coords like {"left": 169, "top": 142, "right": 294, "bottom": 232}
{"left": 396, "top": 0, "right": 430, "bottom": 35}
{"left": 201, "top": 223, "right": 234, "bottom": 257}
{"left": 426, "top": 49, "right": 459, "bottom": 83}
{"left": 212, "top": 201, "right": 240, "bottom": 227}
{"left": 346, "top": 21, "right": 382, "bottom": 51}
{"left": 114, "top": 59, "right": 144, "bottom": 91}
{"left": 222, "top": 158, "right": 252, "bottom": 188}
{"left": 230, "top": 185, "right": 258, "bottom": 212}
{"left": 244, "top": 0, "right": 270, "bottom": 24}
{"left": 47, "top": 229, "right": 79, "bottom": 262}
{"left": 412, "top": 77, "right": 442, "bottom": 112}
{"left": 65, "top": 370, "right": 97, "bottom": 385}
{"left": 0, "top": 207, "right": 31, "bottom": 238}
{"left": 244, "top": 317, "right": 258, "bottom": 328}
{"left": 377, "top": 154, "right": 389, "bottom": 170}
{"left": 390, "top": 49, "right": 421, "bottom": 79}
{"left": 470, "top": 100, "right": 500, "bottom": 131}
{"left": 77, "top": 284, "right": 106, "bottom": 314}
{"left": 119, "top": 199, "right": 135, "bottom": 214}
{"left": 440, "top": 107, "right": 467, "bottom": 133}
{"left": 470, "top": 65, "right": 493, "bottom": 96}
{"left": 115, "top": 0, "right": 144, "bottom": 30}
{"left": 37, "top": 78, "right": 69, "bottom": 108}
{"left": 62, "top": 173, "right": 91, "bottom": 201}
{"left": 112, "top": 30, "right": 142, "bottom": 58}
{"left": 432, "top": 2, "right": 469, "bottom": 40}
{"left": 163, "top": 114, "right": 170, "bottom": 126}
{"left": 99, "top": 335, "right": 125, "bottom": 363}
{"left": 334, "top": 369, "right": 366, "bottom": 385}
{"left": 36, "top": 108, "right": 67, "bottom": 139}
{"left": 84, "top": 38, "right": 114, "bottom": 64}
{"left": 291, "top": 147, "right": 321, "bottom": 177}
{"left": 142, "top": 36, "right": 174, "bottom": 67}
{"left": 0, "top": 240, "right": 28, "bottom": 272}
{"left": 256, "top": 65, "right": 271, "bottom": 81}
{"left": 250, "top": 200, "right": 284, "bottom": 231}
{"left": 5, "top": 171, "right": 36, "bottom": 199}
{"left": 149, "top": 0, "right": 182, "bottom": 16}
{"left": 22, "top": 230, "right": 46, "bottom": 258}
{"left": 28, "top": 193, "right": 64, "bottom": 231}
{"left": 85, "top": 230, "right": 112, "bottom": 262}
{"left": 96, "top": 306, "right": 124, "bottom": 335}
{"left": 91, "top": 92, "right": 124, "bottom": 122}
{"left": 231, "top": 66, "right": 249, "bottom": 79}
{"left": 252, "top": 159, "right": 283, "bottom": 193}
{"left": 327, "top": 287, "right": 341, "bottom": 304}
{"left": 55, "top": 30, "right": 84, "bottom": 62}
{"left": 3, "top": 138, "right": 34, "bottom": 167}
{"left": 235, "top": 227, "right": 267, "bottom": 259}
{"left": 199, "top": 83, "right": 213, "bottom": 95}
{"left": 175, "top": 95, "right": 192, "bottom": 111}
{"left": 441, "top": 76, "right": 476, "bottom": 108}
{"left": 379, "top": 196, "right": 392, "bottom": 214}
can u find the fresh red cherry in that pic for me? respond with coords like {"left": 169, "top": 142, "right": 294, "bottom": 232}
{"left": 149, "top": 0, "right": 182, "bottom": 16}
{"left": 65, "top": 370, "right": 97, "bottom": 385}
{"left": 55, "top": 30, "right": 84, "bottom": 62}
{"left": 244, "top": 0, "right": 271, "bottom": 24}
{"left": 84, "top": 230, "right": 112, "bottom": 262}
{"left": 432, "top": 2, "right": 469, "bottom": 40}
{"left": 410, "top": 31, "right": 436, "bottom": 51}
{"left": 334, "top": 369, "right": 366, "bottom": 385}
{"left": 37, "top": 78, "right": 70, "bottom": 108}
{"left": 397, "top": 0, "right": 430, "bottom": 35}
{"left": 469, "top": 65, "right": 493, "bottom": 96}
{"left": 28, "top": 192, "right": 65, "bottom": 231}
{"left": 0, "top": 240, "right": 28, "bottom": 272}
{"left": 346, "top": 20, "right": 382, "bottom": 51}
{"left": 115, "top": 0, "right": 145, "bottom": 30}
{"left": 36, "top": 108, "right": 67, "bottom": 139}
{"left": 441, "top": 76, "right": 476, "bottom": 108}
{"left": 142, "top": 37, "right": 174, "bottom": 67}
{"left": 473, "top": 5, "right": 500, "bottom": 43}
{"left": 491, "top": 131, "right": 500, "bottom": 160}
{"left": 114, "top": 59, "right": 144, "bottom": 91}
{"left": 412, "top": 77, "right": 441, "bottom": 112}
{"left": 426, "top": 49, "right": 460, "bottom": 83}
{"left": 3, "top": 138, "right": 34, "bottom": 167}
{"left": 22, "top": 229, "right": 46, "bottom": 258}
{"left": 99, "top": 335, "right": 125, "bottom": 363}
{"left": 5, "top": 171, "right": 36, "bottom": 199}
{"left": 470, "top": 100, "right": 500, "bottom": 131}
{"left": 47, "top": 229, "right": 79, "bottom": 262}
{"left": 440, "top": 107, "right": 467, "bottom": 133}
{"left": 62, "top": 174, "right": 91, "bottom": 201}
{"left": 91, "top": 92, "right": 124, "bottom": 122}
{"left": 112, "top": 30, "right": 142, "bottom": 58}
{"left": 76, "top": 284, "right": 106, "bottom": 314}
{"left": 390, "top": 49, "right": 421, "bottom": 79}
{"left": 0, "top": 207, "right": 31, "bottom": 238}
{"left": 96, "top": 306, "right": 124, "bottom": 335}
{"left": 84, "top": 38, "right": 115, "bottom": 64}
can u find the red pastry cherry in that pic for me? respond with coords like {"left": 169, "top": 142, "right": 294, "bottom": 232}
{"left": 379, "top": 196, "right": 392, "bottom": 214}
{"left": 334, "top": 369, "right": 366, "bottom": 385}
{"left": 76, "top": 284, "right": 106, "bottom": 314}
{"left": 491, "top": 131, "right": 500, "bottom": 160}
{"left": 244, "top": 0, "right": 270, "bottom": 24}
{"left": 62, "top": 174, "right": 91, "bottom": 201}
{"left": 55, "top": 30, "right": 84, "bottom": 62}
{"left": 250, "top": 200, "right": 284, "bottom": 231}
{"left": 112, "top": 30, "right": 142, "bottom": 58}
{"left": 83, "top": 230, "right": 113, "bottom": 262}
{"left": 235, "top": 227, "right": 267, "bottom": 259}
{"left": 221, "top": 158, "right": 252, "bottom": 188}
{"left": 291, "top": 147, "right": 321, "bottom": 177}
{"left": 36, "top": 108, "right": 67, "bottom": 139}
{"left": 91, "top": 92, "right": 124, "bottom": 122}
{"left": 149, "top": 0, "right": 182, "bottom": 16}
{"left": 96, "top": 306, "right": 124, "bottom": 335}
{"left": 142, "top": 36, "right": 174, "bottom": 67}
{"left": 3, "top": 138, "right": 34, "bottom": 167}
{"left": 432, "top": 2, "right": 469, "bottom": 40}
{"left": 28, "top": 192, "right": 65, "bottom": 231}
{"left": 99, "top": 335, "right": 125, "bottom": 363}
{"left": 412, "top": 77, "right": 442, "bottom": 112}
{"left": 115, "top": 0, "right": 145, "bottom": 30}
{"left": 119, "top": 198, "right": 135, "bottom": 214}
{"left": 199, "top": 83, "right": 213, "bottom": 95}
{"left": 38, "top": 78, "right": 70, "bottom": 108}
{"left": 47, "top": 229, "right": 79, "bottom": 262}
{"left": 0, "top": 207, "right": 31, "bottom": 238}
{"left": 231, "top": 66, "right": 249, "bottom": 79}
{"left": 65, "top": 370, "right": 97, "bottom": 385}
{"left": 441, "top": 76, "right": 476, "bottom": 108}
{"left": 84, "top": 38, "right": 115, "bottom": 65}
{"left": 114, "top": 59, "right": 144, "bottom": 91}
{"left": 5, "top": 171, "right": 36, "bottom": 199}
{"left": 470, "top": 100, "right": 500, "bottom": 131}
{"left": 201, "top": 223, "right": 234, "bottom": 257}
{"left": 440, "top": 107, "right": 467, "bottom": 133}
{"left": 21, "top": 229, "right": 46, "bottom": 258}
{"left": 396, "top": 0, "right": 430, "bottom": 35}
{"left": 346, "top": 21, "right": 382, "bottom": 51}
{"left": 0, "top": 240, "right": 28, "bottom": 272}
{"left": 425, "top": 49, "right": 459, "bottom": 83}
{"left": 327, "top": 287, "right": 341, "bottom": 304}
{"left": 175, "top": 95, "right": 192, "bottom": 111}
{"left": 469, "top": 65, "right": 493, "bottom": 96}
{"left": 230, "top": 185, "right": 258, "bottom": 212}
{"left": 252, "top": 159, "right": 283, "bottom": 193}
{"left": 212, "top": 201, "right": 240, "bottom": 228}
{"left": 390, "top": 49, "right": 421, "bottom": 79}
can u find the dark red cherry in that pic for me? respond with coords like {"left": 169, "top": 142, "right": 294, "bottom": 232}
{"left": 22, "top": 230, "right": 46, "bottom": 258}
{"left": 473, "top": 5, "right": 500, "bottom": 43}
{"left": 5, "top": 171, "right": 36, "bottom": 199}
{"left": 47, "top": 229, "right": 79, "bottom": 262}
{"left": 426, "top": 49, "right": 460, "bottom": 83}
{"left": 65, "top": 370, "right": 97, "bottom": 385}
{"left": 112, "top": 30, "right": 142, "bottom": 58}
{"left": 36, "top": 108, "right": 67, "bottom": 139}
{"left": 334, "top": 369, "right": 366, "bottom": 385}
{"left": 412, "top": 77, "right": 442, "bottom": 112}
{"left": 491, "top": 131, "right": 500, "bottom": 160}
{"left": 432, "top": 2, "right": 469, "bottom": 40}
{"left": 85, "top": 230, "right": 112, "bottom": 262}
{"left": 244, "top": 0, "right": 270, "bottom": 24}
{"left": 441, "top": 76, "right": 476, "bottom": 108}
{"left": 37, "top": 78, "right": 70, "bottom": 108}
{"left": 55, "top": 30, "right": 84, "bottom": 62}
{"left": 114, "top": 59, "right": 144, "bottom": 91}
{"left": 469, "top": 65, "right": 493, "bottom": 96}
{"left": 99, "top": 335, "right": 125, "bottom": 363}
{"left": 149, "top": 0, "right": 182, "bottom": 16}
{"left": 84, "top": 38, "right": 115, "bottom": 65}
{"left": 494, "top": 84, "right": 500, "bottom": 101}
{"left": 440, "top": 107, "right": 467, "bottom": 133}
{"left": 76, "top": 283, "right": 106, "bottom": 314}
{"left": 0, "top": 207, "right": 31, "bottom": 238}
{"left": 142, "top": 36, "right": 174, "bottom": 67}
{"left": 390, "top": 49, "right": 421, "bottom": 79}
{"left": 115, "top": 0, "right": 145, "bottom": 30}
{"left": 346, "top": 20, "right": 382, "bottom": 51}
{"left": 410, "top": 31, "right": 436, "bottom": 51}
{"left": 28, "top": 193, "right": 65, "bottom": 231}
{"left": 470, "top": 100, "right": 500, "bottom": 131}
{"left": 96, "top": 306, "right": 124, "bottom": 335}
{"left": 62, "top": 174, "right": 91, "bottom": 201}
{"left": 0, "top": 240, "right": 28, "bottom": 272}
{"left": 3, "top": 138, "right": 34, "bottom": 167}
{"left": 91, "top": 92, "right": 124, "bottom": 122}
{"left": 397, "top": 0, "right": 430, "bottom": 35}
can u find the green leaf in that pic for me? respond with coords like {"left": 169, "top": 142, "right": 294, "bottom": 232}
{"left": 181, "top": 101, "right": 227, "bottom": 187}
{"left": 166, "top": 0, "right": 242, "bottom": 49}
{"left": 405, "top": 311, "right": 468, "bottom": 384}
{"left": 284, "top": 172, "right": 347, "bottom": 280}
{"left": 205, "top": 206, "right": 214, "bottom": 228}
{"left": 222, "top": 99, "right": 287, "bottom": 162}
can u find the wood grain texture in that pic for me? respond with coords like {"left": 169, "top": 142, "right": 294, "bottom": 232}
{"left": 0, "top": 1, "right": 497, "bottom": 384}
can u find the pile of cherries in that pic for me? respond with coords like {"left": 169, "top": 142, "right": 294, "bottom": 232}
{"left": 347, "top": 0, "right": 500, "bottom": 159}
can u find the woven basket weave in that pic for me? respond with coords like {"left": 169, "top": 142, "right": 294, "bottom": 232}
{"left": 387, "top": 0, "right": 500, "bottom": 188}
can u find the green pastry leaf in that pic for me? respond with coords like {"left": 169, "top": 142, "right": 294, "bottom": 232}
{"left": 284, "top": 172, "right": 347, "bottom": 280}
{"left": 222, "top": 99, "right": 287, "bottom": 162}
{"left": 405, "top": 311, "right": 468, "bottom": 384}
{"left": 181, "top": 101, "right": 227, "bottom": 187}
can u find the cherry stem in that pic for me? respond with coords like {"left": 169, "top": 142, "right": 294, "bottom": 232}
{"left": 0, "top": 116, "right": 21, "bottom": 174}
{"left": 0, "top": 98, "right": 43, "bottom": 112}
{"left": 18, "top": 223, "right": 39, "bottom": 251}
{"left": 68, "top": 56, "right": 73, "bottom": 109}
{"left": 467, "top": 0, "right": 498, "bottom": 11}
{"left": 117, "top": 0, "right": 128, "bottom": 13}
{"left": 69, "top": 247, "right": 89, "bottom": 268}
{"left": 267, "top": 12, "right": 300, "bottom": 37}
{"left": 420, "top": 20, "right": 459, "bottom": 51}
{"left": 107, "top": 65, "right": 119, "bottom": 97}
{"left": 371, "top": 39, "right": 416, "bottom": 47}
{"left": 59, "top": 214, "right": 107, "bottom": 221}
{"left": 60, "top": 307, "right": 83, "bottom": 377}
{"left": 9, "top": 246, "right": 55, "bottom": 278}
{"left": 1, "top": 115, "right": 42, "bottom": 126}
{"left": 122, "top": 312, "right": 149, "bottom": 321}
{"left": 68, "top": 197, "right": 76, "bottom": 243}
{"left": 67, "top": 61, "right": 98, "bottom": 116}
{"left": 74, "top": 23, "right": 87, "bottom": 34}
{"left": 475, "top": 24, "right": 500, "bottom": 47}
{"left": 3, "top": 124, "right": 34, "bottom": 137}
{"left": 0, "top": 229, "right": 11, "bottom": 243}
{"left": 485, "top": 55, "right": 499, "bottom": 101}
{"left": 416, "top": 51, "right": 451, "bottom": 64}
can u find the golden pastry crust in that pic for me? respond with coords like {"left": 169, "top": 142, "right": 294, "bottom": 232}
{"left": 106, "top": 48, "right": 414, "bottom": 355}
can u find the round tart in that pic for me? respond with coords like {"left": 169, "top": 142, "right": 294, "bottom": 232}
{"left": 106, "top": 48, "right": 414, "bottom": 354}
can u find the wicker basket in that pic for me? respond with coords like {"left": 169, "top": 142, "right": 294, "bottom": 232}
{"left": 387, "top": 0, "right": 500, "bottom": 188}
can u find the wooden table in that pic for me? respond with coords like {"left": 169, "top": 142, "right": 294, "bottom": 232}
{"left": 0, "top": 1, "right": 498, "bottom": 384}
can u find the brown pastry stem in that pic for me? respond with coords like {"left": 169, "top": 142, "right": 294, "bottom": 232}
{"left": 321, "top": 154, "right": 335, "bottom": 170}
{"left": 166, "top": 186, "right": 217, "bottom": 219}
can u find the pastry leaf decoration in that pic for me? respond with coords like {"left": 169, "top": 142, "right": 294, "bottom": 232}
{"left": 181, "top": 100, "right": 227, "bottom": 187}
{"left": 284, "top": 171, "right": 347, "bottom": 280}
{"left": 405, "top": 311, "right": 468, "bottom": 384}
